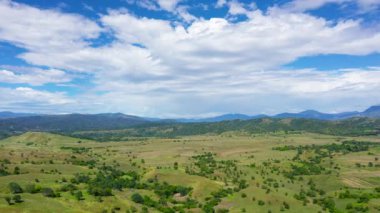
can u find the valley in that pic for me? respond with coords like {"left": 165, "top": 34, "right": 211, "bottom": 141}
{"left": 0, "top": 131, "right": 379, "bottom": 212}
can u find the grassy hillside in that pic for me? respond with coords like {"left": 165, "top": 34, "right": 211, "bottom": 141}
{"left": 0, "top": 132, "right": 379, "bottom": 212}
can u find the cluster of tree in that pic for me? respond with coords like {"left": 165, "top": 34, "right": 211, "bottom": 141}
{"left": 274, "top": 140, "right": 376, "bottom": 154}
{"left": 4, "top": 195, "right": 23, "bottom": 205}
{"left": 186, "top": 153, "right": 247, "bottom": 188}
{"left": 202, "top": 188, "right": 234, "bottom": 213}
{"left": 0, "top": 159, "right": 11, "bottom": 176}
{"left": 285, "top": 162, "right": 326, "bottom": 178}
{"left": 186, "top": 152, "right": 217, "bottom": 176}
{"left": 60, "top": 146, "right": 91, "bottom": 154}
{"left": 339, "top": 188, "right": 380, "bottom": 211}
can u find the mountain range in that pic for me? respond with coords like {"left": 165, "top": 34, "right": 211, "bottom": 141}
{"left": 1, "top": 106, "right": 380, "bottom": 123}
{"left": 176, "top": 105, "right": 380, "bottom": 122}
{"left": 0, "top": 106, "right": 379, "bottom": 139}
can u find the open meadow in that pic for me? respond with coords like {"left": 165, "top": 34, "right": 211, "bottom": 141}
{"left": 0, "top": 131, "right": 379, "bottom": 213}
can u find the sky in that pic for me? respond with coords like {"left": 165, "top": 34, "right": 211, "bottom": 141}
{"left": 0, "top": 0, "right": 380, "bottom": 118}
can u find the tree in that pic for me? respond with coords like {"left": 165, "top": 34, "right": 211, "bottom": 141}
{"left": 13, "top": 195, "right": 23, "bottom": 203}
{"left": 25, "top": 184, "right": 40, "bottom": 194}
{"left": 8, "top": 182, "right": 23, "bottom": 194}
{"left": 4, "top": 196, "right": 12, "bottom": 205}
{"left": 131, "top": 193, "right": 144, "bottom": 204}
{"left": 74, "top": 191, "right": 84, "bottom": 201}
{"left": 41, "top": 187, "right": 56, "bottom": 197}
{"left": 283, "top": 201, "right": 290, "bottom": 209}
{"left": 13, "top": 166, "right": 20, "bottom": 175}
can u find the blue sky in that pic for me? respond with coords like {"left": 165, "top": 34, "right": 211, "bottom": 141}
{"left": 0, "top": 0, "right": 380, "bottom": 117}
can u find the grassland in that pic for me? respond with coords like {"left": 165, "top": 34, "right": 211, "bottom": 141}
{"left": 0, "top": 132, "right": 379, "bottom": 212}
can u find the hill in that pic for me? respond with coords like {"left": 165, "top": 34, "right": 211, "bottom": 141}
{"left": 70, "top": 117, "right": 380, "bottom": 141}
{"left": 0, "top": 111, "right": 38, "bottom": 119}
{"left": 0, "top": 113, "right": 150, "bottom": 137}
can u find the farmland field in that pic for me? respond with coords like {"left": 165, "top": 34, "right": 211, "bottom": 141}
{"left": 0, "top": 131, "right": 379, "bottom": 213}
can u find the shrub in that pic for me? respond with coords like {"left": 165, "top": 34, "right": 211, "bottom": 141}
{"left": 13, "top": 195, "right": 23, "bottom": 203}
{"left": 131, "top": 193, "right": 144, "bottom": 204}
{"left": 25, "top": 184, "right": 40, "bottom": 194}
{"left": 4, "top": 196, "right": 12, "bottom": 205}
{"left": 41, "top": 187, "right": 56, "bottom": 197}
{"left": 8, "top": 182, "right": 23, "bottom": 194}
{"left": 74, "top": 191, "right": 84, "bottom": 201}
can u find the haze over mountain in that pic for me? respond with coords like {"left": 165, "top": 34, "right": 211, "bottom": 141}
{"left": 0, "top": 111, "right": 38, "bottom": 119}
{"left": 0, "top": 106, "right": 379, "bottom": 132}
{"left": 176, "top": 105, "right": 380, "bottom": 122}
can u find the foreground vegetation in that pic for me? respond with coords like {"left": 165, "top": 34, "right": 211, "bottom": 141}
{"left": 0, "top": 131, "right": 379, "bottom": 212}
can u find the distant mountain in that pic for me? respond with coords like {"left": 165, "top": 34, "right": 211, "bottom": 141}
{"left": 362, "top": 106, "right": 380, "bottom": 117}
{"left": 0, "top": 113, "right": 150, "bottom": 133}
{"left": 273, "top": 110, "right": 360, "bottom": 120}
{"left": 177, "top": 114, "right": 267, "bottom": 123}
{"left": 0, "top": 111, "right": 38, "bottom": 119}
{"left": 176, "top": 105, "right": 380, "bottom": 122}
{"left": 0, "top": 105, "right": 379, "bottom": 137}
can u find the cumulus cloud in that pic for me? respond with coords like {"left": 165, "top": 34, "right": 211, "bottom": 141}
{"left": 156, "top": 0, "right": 181, "bottom": 11}
{"left": 0, "top": 0, "right": 101, "bottom": 53}
{"left": 0, "top": 67, "right": 72, "bottom": 86}
{"left": 0, "top": 0, "right": 380, "bottom": 116}
{"left": 58, "top": 67, "right": 380, "bottom": 117}
{"left": 0, "top": 87, "right": 73, "bottom": 112}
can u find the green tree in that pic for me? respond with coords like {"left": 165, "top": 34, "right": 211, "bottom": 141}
{"left": 8, "top": 182, "right": 23, "bottom": 194}
{"left": 75, "top": 191, "right": 84, "bottom": 201}
{"left": 41, "top": 187, "right": 56, "bottom": 197}
{"left": 13, "top": 166, "right": 20, "bottom": 174}
{"left": 4, "top": 196, "right": 12, "bottom": 205}
{"left": 131, "top": 193, "right": 144, "bottom": 204}
{"left": 13, "top": 195, "right": 23, "bottom": 203}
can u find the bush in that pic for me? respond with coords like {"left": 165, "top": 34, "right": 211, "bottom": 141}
{"left": 74, "top": 191, "right": 84, "bottom": 201}
{"left": 4, "top": 196, "right": 12, "bottom": 205}
{"left": 131, "top": 193, "right": 144, "bottom": 204}
{"left": 258, "top": 200, "right": 265, "bottom": 206}
{"left": 60, "top": 183, "right": 77, "bottom": 192}
{"left": 25, "top": 184, "right": 40, "bottom": 194}
{"left": 8, "top": 182, "right": 23, "bottom": 194}
{"left": 13, "top": 195, "right": 23, "bottom": 203}
{"left": 41, "top": 187, "right": 56, "bottom": 197}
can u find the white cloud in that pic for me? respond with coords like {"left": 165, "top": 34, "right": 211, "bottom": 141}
{"left": 61, "top": 67, "right": 380, "bottom": 117}
{"left": 0, "top": 1, "right": 380, "bottom": 115}
{"left": 0, "top": 67, "right": 72, "bottom": 86}
{"left": 283, "top": 0, "right": 348, "bottom": 12}
{"left": 126, "top": 0, "right": 160, "bottom": 11}
{"left": 357, "top": 0, "right": 380, "bottom": 11}
{"left": 0, "top": 87, "right": 72, "bottom": 112}
{"left": 0, "top": 0, "right": 101, "bottom": 53}
{"left": 283, "top": 0, "right": 380, "bottom": 12}
{"left": 156, "top": 0, "right": 181, "bottom": 11}
{"left": 216, "top": 0, "right": 227, "bottom": 8}
{"left": 227, "top": 0, "right": 256, "bottom": 16}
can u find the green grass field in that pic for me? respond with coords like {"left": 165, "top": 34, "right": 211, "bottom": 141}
{"left": 0, "top": 132, "right": 379, "bottom": 212}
